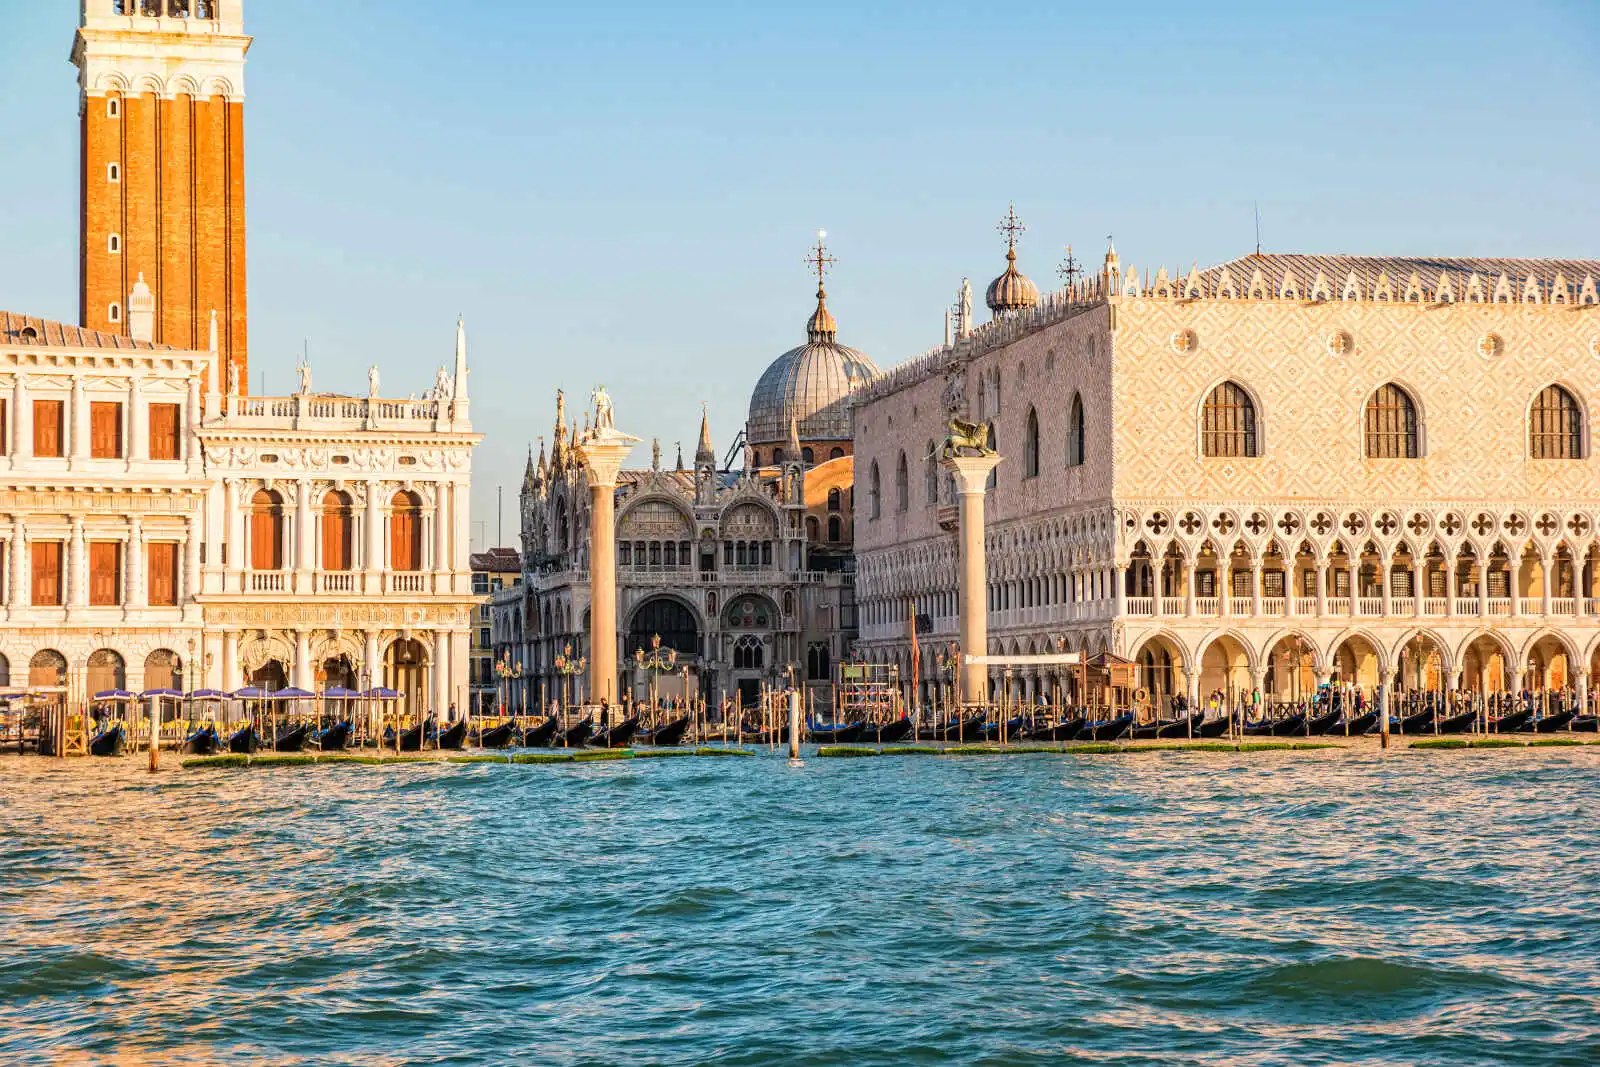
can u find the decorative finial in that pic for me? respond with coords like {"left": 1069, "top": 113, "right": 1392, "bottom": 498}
{"left": 997, "top": 203, "right": 1026, "bottom": 261}
{"left": 1057, "top": 244, "right": 1082, "bottom": 288}
{"left": 806, "top": 229, "right": 837, "bottom": 293}
{"left": 804, "top": 232, "right": 840, "bottom": 343}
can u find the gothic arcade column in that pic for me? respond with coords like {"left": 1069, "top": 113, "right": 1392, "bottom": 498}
{"left": 944, "top": 453, "right": 1003, "bottom": 705}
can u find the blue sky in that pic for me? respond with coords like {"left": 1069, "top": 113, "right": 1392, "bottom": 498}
{"left": 2, "top": 0, "right": 1596, "bottom": 547}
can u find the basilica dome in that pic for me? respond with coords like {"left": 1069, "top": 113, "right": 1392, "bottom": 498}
{"left": 985, "top": 245, "right": 1040, "bottom": 314}
{"left": 746, "top": 286, "right": 881, "bottom": 445}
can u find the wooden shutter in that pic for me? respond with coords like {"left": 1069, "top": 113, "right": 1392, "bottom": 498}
{"left": 33, "top": 400, "right": 63, "bottom": 458}
{"left": 322, "top": 506, "right": 351, "bottom": 570}
{"left": 0, "top": 399, "right": 7, "bottom": 456}
{"left": 391, "top": 502, "right": 419, "bottom": 571}
{"left": 250, "top": 507, "right": 282, "bottom": 570}
{"left": 148, "top": 542, "right": 179, "bottom": 606}
{"left": 149, "top": 403, "right": 180, "bottom": 460}
{"left": 89, "top": 542, "right": 121, "bottom": 606}
{"left": 90, "top": 402, "right": 123, "bottom": 459}
{"left": 32, "top": 541, "right": 62, "bottom": 606}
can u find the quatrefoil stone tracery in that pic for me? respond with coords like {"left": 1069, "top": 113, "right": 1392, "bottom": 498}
{"left": 1441, "top": 514, "right": 1463, "bottom": 536}
{"left": 1503, "top": 514, "right": 1527, "bottom": 536}
{"left": 1245, "top": 513, "right": 1267, "bottom": 536}
{"left": 1536, "top": 513, "right": 1558, "bottom": 536}
{"left": 1179, "top": 512, "right": 1202, "bottom": 536}
{"left": 1310, "top": 513, "right": 1333, "bottom": 536}
{"left": 1472, "top": 513, "right": 1494, "bottom": 536}
{"left": 1375, "top": 513, "right": 1398, "bottom": 536}
{"left": 1276, "top": 514, "right": 1300, "bottom": 535}
{"left": 1408, "top": 514, "right": 1430, "bottom": 535}
{"left": 1212, "top": 514, "right": 1235, "bottom": 535}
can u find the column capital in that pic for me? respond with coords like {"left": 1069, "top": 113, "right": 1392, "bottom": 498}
{"left": 942, "top": 453, "right": 1003, "bottom": 495}
{"left": 575, "top": 430, "right": 640, "bottom": 488}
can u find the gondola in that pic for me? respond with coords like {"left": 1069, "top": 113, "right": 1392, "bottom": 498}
{"left": 1195, "top": 715, "right": 1231, "bottom": 738}
{"left": 1570, "top": 715, "right": 1599, "bottom": 733}
{"left": 978, "top": 716, "right": 1027, "bottom": 742}
{"left": 477, "top": 721, "right": 518, "bottom": 749}
{"left": 560, "top": 717, "right": 594, "bottom": 748}
{"left": 397, "top": 718, "right": 433, "bottom": 751}
{"left": 1434, "top": 709, "right": 1478, "bottom": 735}
{"left": 1524, "top": 709, "right": 1577, "bottom": 733}
{"left": 807, "top": 720, "right": 866, "bottom": 744}
{"left": 1302, "top": 706, "right": 1345, "bottom": 736}
{"left": 275, "top": 723, "right": 312, "bottom": 752}
{"left": 592, "top": 715, "right": 639, "bottom": 749}
{"left": 89, "top": 723, "right": 124, "bottom": 757}
{"left": 1336, "top": 711, "right": 1379, "bottom": 736}
{"left": 1156, "top": 712, "right": 1207, "bottom": 739}
{"left": 1075, "top": 713, "right": 1133, "bottom": 742}
{"left": 435, "top": 720, "right": 468, "bottom": 750}
{"left": 920, "top": 715, "right": 987, "bottom": 742}
{"left": 741, "top": 727, "right": 783, "bottom": 745}
{"left": 1488, "top": 708, "right": 1534, "bottom": 734}
{"left": 1396, "top": 707, "right": 1435, "bottom": 734}
{"left": 1023, "top": 717, "right": 1085, "bottom": 742}
{"left": 1244, "top": 713, "right": 1305, "bottom": 737}
{"left": 641, "top": 715, "right": 691, "bottom": 746}
{"left": 861, "top": 717, "right": 914, "bottom": 744}
{"left": 313, "top": 721, "right": 352, "bottom": 750}
{"left": 228, "top": 723, "right": 259, "bottom": 754}
{"left": 521, "top": 715, "right": 561, "bottom": 748}
{"left": 183, "top": 724, "right": 220, "bottom": 756}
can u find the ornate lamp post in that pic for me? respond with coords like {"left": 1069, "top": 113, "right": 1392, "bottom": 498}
{"left": 937, "top": 642, "right": 960, "bottom": 724}
{"left": 633, "top": 633, "right": 677, "bottom": 727}
{"left": 495, "top": 651, "right": 522, "bottom": 722}
{"left": 554, "top": 643, "right": 586, "bottom": 716}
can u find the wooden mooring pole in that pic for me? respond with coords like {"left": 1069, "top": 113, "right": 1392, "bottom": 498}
{"left": 787, "top": 688, "right": 802, "bottom": 763}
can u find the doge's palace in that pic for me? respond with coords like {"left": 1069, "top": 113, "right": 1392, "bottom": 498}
{"left": 854, "top": 222, "right": 1600, "bottom": 713}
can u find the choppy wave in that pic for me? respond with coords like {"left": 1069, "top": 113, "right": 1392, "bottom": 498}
{"left": 0, "top": 750, "right": 1596, "bottom": 1065}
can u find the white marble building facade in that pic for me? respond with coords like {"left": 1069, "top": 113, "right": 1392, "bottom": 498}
{"left": 854, "top": 249, "right": 1600, "bottom": 710}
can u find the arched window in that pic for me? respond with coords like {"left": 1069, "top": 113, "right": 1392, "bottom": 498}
{"left": 925, "top": 442, "right": 938, "bottom": 504}
{"left": 29, "top": 649, "right": 66, "bottom": 688}
{"left": 827, "top": 487, "right": 841, "bottom": 512}
{"left": 868, "top": 462, "right": 881, "bottom": 518}
{"left": 805, "top": 516, "right": 820, "bottom": 541}
{"left": 733, "top": 635, "right": 764, "bottom": 670}
{"left": 1201, "top": 381, "right": 1258, "bottom": 457}
{"left": 985, "top": 425, "right": 998, "bottom": 489}
{"left": 895, "top": 451, "right": 909, "bottom": 511}
{"left": 1067, "top": 393, "right": 1085, "bottom": 467}
{"left": 321, "top": 490, "right": 354, "bottom": 570}
{"left": 773, "top": 448, "right": 785, "bottom": 466}
{"left": 751, "top": 450, "right": 763, "bottom": 468}
{"left": 829, "top": 447, "right": 845, "bottom": 461}
{"left": 144, "top": 649, "right": 182, "bottom": 691}
{"left": 87, "top": 649, "right": 125, "bottom": 695}
{"left": 249, "top": 489, "right": 284, "bottom": 570}
{"left": 807, "top": 642, "right": 831, "bottom": 681}
{"left": 1365, "top": 384, "right": 1419, "bottom": 458}
{"left": 1023, "top": 407, "right": 1039, "bottom": 478}
{"left": 390, "top": 490, "right": 423, "bottom": 571}
{"left": 827, "top": 516, "right": 842, "bottom": 542}
{"left": 1530, "top": 385, "right": 1583, "bottom": 459}
{"left": 802, "top": 447, "right": 814, "bottom": 465}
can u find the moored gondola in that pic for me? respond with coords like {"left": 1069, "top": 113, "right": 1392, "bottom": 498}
{"left": 807, "top": 720, "right": 865, "bottom": 744}
{"left": 1570, "top": 714, "right": 1599, "bottom": 733}
{"left": 592, "top": 715, "right": 639, "bottom": 748}
{"left": 1303, "top": 706, "right": 1345, "bottom": 736}
{"left": 228, "top": 723, "right": 259, "bottom": 754}
{"left": 89, "top": 723, "right": 125, "bottom": 757}
{"left": 1196, "top": 715, "right": 1231, "bottom": 738}
{"left": 1489, "top": 708, "right": 1534, "bottom": 734}
{"left": 918, "top": 714, "right": 987, "bottom": 742}
{"left": 435, "top": 720, "right": 468, "bottom": 751}
{"left": 275, "top": 723, "right": 312, "bottom": 752}
{"left": 978, "top": 716, "right": 1027, "bottom": 742}
{"left": 183, "top": 724, "right": 219, "bottom": 755}
{"left": 560, "top": 717, "right": 594, "bottom": 748}
{"left": 1156, "top": 712, "right": 1206, "bottom": 739}
{"left": 1331, "top": 710, "right": 1377, "bottom": 735}
{"left": 1397, "top": 707, "right": 1435, "bottom": 733}
{"left": 1022, "top": 717, "right": 1085, "bottom": 742}
{"left": 1434, "top": 709, "right": 1478, "bottom": 734}
{"left": 641, "top": 715, "right": 691, "bottom": 746}
{"left": 1244, "top": 713, "right": 1305, "bottom": 737}
{"left": 1076, "top": 713, "right": 1133, "bottom": 742}
{"left": 313, "top": 721, "right": 351, "bottom": 750}
{"left": 521, "top": 715, "right": 561, "bottom": 747}
{"left": 1525, "top": 709, "right": 1577, "bottom": 733}
{"left": 477, "top": 721, "right": 518, "bottom": 749}
{"left": 862, "top": 717, "right": 914, "bottom": 744}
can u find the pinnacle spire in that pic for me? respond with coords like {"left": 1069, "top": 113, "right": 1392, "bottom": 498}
{"left": 696, "top": 403, "right": 715, "bottom": 464}
{"left": 786, "top": 414, "right": 802, "bottom": 457}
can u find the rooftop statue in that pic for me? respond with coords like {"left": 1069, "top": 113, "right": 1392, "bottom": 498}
{"left": 591, "top": 385, "right": 614, "bottom": 432}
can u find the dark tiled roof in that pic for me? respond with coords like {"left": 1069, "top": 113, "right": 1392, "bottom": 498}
{"left": 470, "top": 548, "right": 522, "bottom": 572}
{"left": 0, "top": 311, "right": 175, "bottom": 351}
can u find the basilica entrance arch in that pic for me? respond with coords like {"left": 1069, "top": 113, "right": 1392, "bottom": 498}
{"left": 627, "top": 597, "right": 700, "bottom": 658}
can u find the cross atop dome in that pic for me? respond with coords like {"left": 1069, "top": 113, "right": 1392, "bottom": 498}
{"left": 804, "top": 230, "right": 839, "bottom": 343}
{"left": 997, "top": 203, "right": 1026, "bottom": 258}
{"left": 986, "top": 203, "right": 1040, "bottom": 315}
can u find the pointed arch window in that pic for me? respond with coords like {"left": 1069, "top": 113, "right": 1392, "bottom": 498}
{"left": 924, "top": 441, "right": 938, "bottom": 505}
{"left": 827, "top": 487, "right": 841, "bottom": 513}
{"left": 1023, "top": 407, "right": 1039, "bottom": 478}
{"left": 1365, "top": 384, "right": 1419, "bottom": 458}
{"left": 868, "top": 462, "right": 881, "bottom": 519}
{"left": 985, "top": 425, "right": 998, "bottom": 490}
{"left": 1201, "top": 381, "right": 1258, "bottom": 457}
{"left": 895, "top": 451, "right": 909, "bottom": 511}
{"left": 1067, "top": 393, "right": 1085, "bottom": 467}
{"left": 1530, "top": 385, "right": 1583, "bottom": 459}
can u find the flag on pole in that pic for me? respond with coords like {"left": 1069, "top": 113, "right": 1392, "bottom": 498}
{"left": 908, "top": 602, "right": 920, "bottom": 710}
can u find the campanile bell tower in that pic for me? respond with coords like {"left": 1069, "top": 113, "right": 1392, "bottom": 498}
{"left": 73, "top": 0, "right": 250, "bottom": 388}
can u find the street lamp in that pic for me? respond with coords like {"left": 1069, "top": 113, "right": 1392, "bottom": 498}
{"left": 633, "top": 633, "right": 677, "bottom": 726}
{"left": 937, "top": 642, "right": 960, "bottom": 722}
{"left": 494, "top": 651, "right": 522, "bottom": 722}
{"left": 554, "top": 643, "right": 586, "bottom": 715}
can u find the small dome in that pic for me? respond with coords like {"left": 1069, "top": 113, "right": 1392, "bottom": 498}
{"left": 986, "top": 247, "right": 1039, "bottom": 314}
{"left": 747, "top": 289, "right": 881, "bottom": 445}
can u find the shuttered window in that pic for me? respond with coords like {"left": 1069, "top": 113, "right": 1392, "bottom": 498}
{"left": 0, "top": 399, "right": 8, "bottom": 455}
{"left": 322, "top": 492, "right": 353, "bottom": 570}
{"left": 90, "top": 401, "right": 123, "bottom": 459}
{"left": 89, "top": 542, "right": 121, "bottom": 606}
{"left": 31, "top": 541, "right": 63, "bottom": 606}
{"left": 250, "top": 491, "right": 284, "bottom": 570}
{"left": 390, "top": 492, "right": 422, "bottom": 571}
{"left": 33, "top": 400, "right": 64, "bottom": 458}
{"left": 148, "top": 542, "right": 179, "bottom": 606}
{"left": 149, "top": 403, "right": 180, "bottom": 460}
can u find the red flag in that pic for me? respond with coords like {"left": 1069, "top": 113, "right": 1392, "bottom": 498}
{"left": 908, "top": 602, "right": 921, "bottom": 700}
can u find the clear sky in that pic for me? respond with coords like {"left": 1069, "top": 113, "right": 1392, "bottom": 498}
{"left": 2, "top": 0, "right": 1596, "bottom": 548}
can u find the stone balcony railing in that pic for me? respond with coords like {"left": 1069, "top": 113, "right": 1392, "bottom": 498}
{"left": 204, "top": 393, "right": 467, "bottom": 433}
{"left": 226, "top": 569, "right": 447, "bottom": 596}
